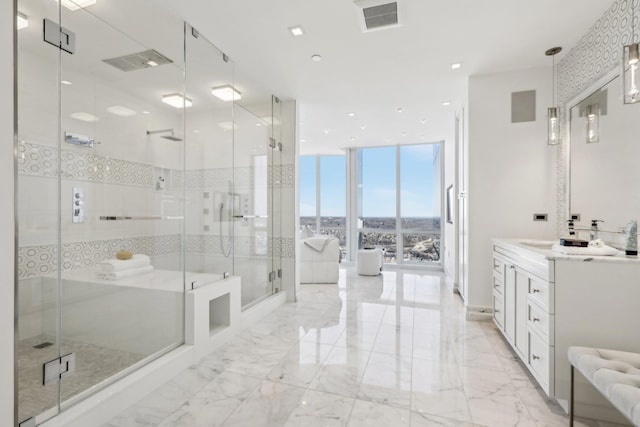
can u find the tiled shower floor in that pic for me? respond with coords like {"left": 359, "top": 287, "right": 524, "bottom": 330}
{"left": 17, "top": 335, "right": 143, "bottom": 422}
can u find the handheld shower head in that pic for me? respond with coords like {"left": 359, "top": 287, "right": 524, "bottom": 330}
{"left": 146, "top": 128, "right": 182, "bottom": 141}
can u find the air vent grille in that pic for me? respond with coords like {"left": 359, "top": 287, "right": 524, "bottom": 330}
{"left": 362, "top": 2, "right": 398, "bottom": 29}
{"left": 102, "top": 49, "right": 173, "bottom": 72}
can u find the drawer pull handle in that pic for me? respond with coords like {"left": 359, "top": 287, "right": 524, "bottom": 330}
{"left": 532, "top": 289, "right": 540, "bottom": 293}
{"left": 533, "top": 317, "right": 540, "bottom": 322}
{"left": 532, "top": 355, "right": 540, "bottom": 360}
{"left": 494, "top": 309, "right": 500, "bottom": 313}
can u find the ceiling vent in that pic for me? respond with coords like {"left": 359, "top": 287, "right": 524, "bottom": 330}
{"left": 102, "top": 49, "right": 173, "bottom": 72}
{"left": 354, "top": 0, "right": 403, "bottom": 32}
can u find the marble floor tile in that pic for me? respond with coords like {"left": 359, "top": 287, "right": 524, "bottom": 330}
{"left": 347, "top": 399, "right": 411, "bottom": 427}
{"left": 283, "top": 389, "right": 354, "bottom": 427}
{"left": 267, "top": 342, "right": 334, "bottom": 387}
{"left": 357, "top": 352, "right": 412, "bottom": 408}
{"left": 308, "top": 346, "right": 370, "bottom": 397}
{"left": 221, "top": 380, "right": 306, "bottom": 427}
{"left": 102, "top": 266, "right": 591, "bottom": 427}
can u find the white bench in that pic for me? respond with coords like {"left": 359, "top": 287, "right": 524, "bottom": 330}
{"left": 569, "top": 346, "right": 640, "bottom": 426}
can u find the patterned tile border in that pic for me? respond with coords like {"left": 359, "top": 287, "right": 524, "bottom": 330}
{"left": 19, "top": 234, "right": 294, "bottom": 279}
{"left": 18, "top": 142, "right": 155, "bottom": 187}
{"left": 18, "top": 234, "right": 181, "bottom": 279}
{"left": 18, "top": 142, "right": 294, "bottom": 192}
{"left": 555, "top": 0, "right": 635, "bottom": 235}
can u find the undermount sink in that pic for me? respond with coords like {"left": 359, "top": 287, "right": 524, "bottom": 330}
{"left": 518, "top": 240, "right": 556, "bottom": 250}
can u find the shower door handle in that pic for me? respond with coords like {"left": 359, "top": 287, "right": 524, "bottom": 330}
{"left": 232, "top": 215, "right": 268, "bottom": 219}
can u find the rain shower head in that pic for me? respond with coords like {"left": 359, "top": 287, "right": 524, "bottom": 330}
{"left": 146, "top": 128, "right": 182, "bottom": 141}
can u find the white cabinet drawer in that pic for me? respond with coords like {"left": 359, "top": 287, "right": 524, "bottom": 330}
{"left": 492, "top": 274, "right": 504, "bottom": 296}
{"left": 528, "top": 329, "right": 553, "bottom": 395}
{"left": 493, "top": 256, "right": 505, "bottom": 279}
{"left": 527, "top": 302, "right": 554, "bottom": 343}
{"left": 493, "top": 292, "right": 504, "bottom": 330}
{"left": 527, "top": 276, "right": 554, "bottom": 313}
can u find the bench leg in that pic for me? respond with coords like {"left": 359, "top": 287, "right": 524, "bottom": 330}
{"left": 570, "top": 365, "right": 575, "bottom": 426}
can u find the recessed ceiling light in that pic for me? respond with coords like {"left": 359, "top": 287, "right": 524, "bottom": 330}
{"left": 61, "top": 80, "right": 72, "bottom": 85}
{"left": 162, "top": 93, "right": 193, "bottom": 109}
{"left": 142, "top": 111, "right": 150, "bottom": 114}
{"left": 420, "top": 118, "right": 426, "bottom": 124}
{"left": 146, "top": 60, "right": 159, "bottom": 67}
{"left": 322, "top": 129, "right": 330, "bottom": 134}
{"left": 311, "top": 54, "right": 322, "bottom": 62}
{"left": 347, "top": 112, "right": 356, "bottom": 117}
{"left": 385, "top": 138, "right": 391, "bottom": 143}
{"left": 256, "top": 123, "right": 262, "bottom": 127}
{"left": 17, "top": 12, "right": 28, "bottom": 30}
{"left": 289, "top": 26, "right": 305, "bottom": 36}
{"left": 420, "top": 134, "right": 425, "bottom": 139}
{"left": 401, "top": 132, "right": 407, "bottom": 137}
{"left": 300, "top": 139, "right": 306, "bottom": 143}
{"left": 211, "top": 85, "right": 242, "bottom": 102}
{"left": 58, "top": 0, "right": 97, "bottom": 11}
{"left": 106, "top": 105, "right": 137, "bottom": 117}
{"left": 451, "top": 63, "right": 462, "bottom": 70}
{"left": 396, "top": 107, "right": 403, "bottom": 113}
{"left": 70, "top": 112, "right": 99, "bottom": 122}
{"left": 350, "top": 137, "right": 355, "bottom": 141}
{"left": 360, "top": 125, "right": 366, "bottom": 131}
{"left": 442, "top": 101, "right": 451, "bottom": 106}
{"left": 193, "top": 130, "right": 200, "bottom": 133}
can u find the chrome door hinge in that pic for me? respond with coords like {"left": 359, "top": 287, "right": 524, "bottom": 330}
{"left": 268, "top": 271, "right": 275, "bottom": 282}
{"left": 43, "top": 353, "right": 76, "bottom": 385}
{"left": 277, "top": 269, "right": 282, "bottom": 278}
{"left": 43, "top": 18, "right": 76, "bottom": 54}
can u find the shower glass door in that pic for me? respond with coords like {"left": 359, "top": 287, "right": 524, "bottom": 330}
{"left": 17, "top": 0, "right": 187, "bottom": 424}
{"left": 184, "top": 23, "right": 235, "bottom": 279}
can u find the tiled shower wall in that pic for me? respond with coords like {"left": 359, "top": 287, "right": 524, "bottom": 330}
{"left": 18, "top": 140, "right": 295, "bottom": 279}
{"left": 555, "top": 0, "right": 639, "bottom": 234}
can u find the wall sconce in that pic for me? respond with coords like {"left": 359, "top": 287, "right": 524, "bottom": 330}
{"left": 623, "top": 0, "right": 640, "bottom": 104}
{"left": 546, "top": 46, "right": 562, "bottom": 145}
{"left": 585, "top": 104, "right": 600, "bottom": 144}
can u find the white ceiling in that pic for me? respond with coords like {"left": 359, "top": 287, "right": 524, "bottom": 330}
{"left": 115, "top": 1, "right": 616, "bottom": 154}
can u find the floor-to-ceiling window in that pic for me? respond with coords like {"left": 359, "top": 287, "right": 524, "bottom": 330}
{"left": 300, "top": 144, "right": 441, "bottom": 266}
{"left": 356, "top": 143, "right": 442, "bottom": 265}
{"left": 299, "top": 155, "right": 347, "bottom": 259}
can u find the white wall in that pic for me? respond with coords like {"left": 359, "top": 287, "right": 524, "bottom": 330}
{"left": 1, "top": 1, "right": 15, "bottom": 425}
{"left": 466, "top": 67, "right": 557, "bottom": 311}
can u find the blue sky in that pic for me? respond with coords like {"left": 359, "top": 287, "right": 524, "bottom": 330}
{"left": 300, "top": 144, "right": 440, "bottom": 218}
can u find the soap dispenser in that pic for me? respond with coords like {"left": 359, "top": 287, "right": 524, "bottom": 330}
{"left": 625, "top": 220, "right": 638, "bottom": 256}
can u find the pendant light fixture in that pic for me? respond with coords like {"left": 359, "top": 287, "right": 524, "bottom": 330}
{"left": 623, "top": 0, "right": 640, "bottom": 104}
{"left": 546, "top": 46, "right": 562, "bottom": 146}
{"left": 585, "top": 104, "right": 600, "bottom": 143}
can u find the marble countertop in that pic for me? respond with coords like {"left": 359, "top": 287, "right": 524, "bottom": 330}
{"left": 493, "top": 238, "right": 640, "bottom": 264}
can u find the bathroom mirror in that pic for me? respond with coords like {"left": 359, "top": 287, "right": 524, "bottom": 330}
{"left": 568, "top": 69, "right": 640, "bottom": 235}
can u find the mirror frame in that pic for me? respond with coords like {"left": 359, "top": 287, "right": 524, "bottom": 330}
{"left": 563, "top": 66, "right": 620, "bottom": 226}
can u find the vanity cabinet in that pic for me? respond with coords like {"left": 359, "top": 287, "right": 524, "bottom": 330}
{"left": 492, "top": 239, "right": 640, "bottom": 423}
{"left": 492, "top": 241, "right": 555, "bottom": 395}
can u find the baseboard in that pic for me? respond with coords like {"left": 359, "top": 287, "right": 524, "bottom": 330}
{"left": 465, "top": 305, "right": 492, "bottom": 321}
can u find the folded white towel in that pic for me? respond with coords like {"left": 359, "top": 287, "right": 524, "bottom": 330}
{"left": 99, "top": 254, "right": 150, "bottom": 273}
{"left": 304, "top": 236, "right": 335, "bottom": 253}
{"left": 96, "top": 265, "right": 154, "bottom": 280}
{"left": 551, "top": 243, "right": 619, "bottom": 256}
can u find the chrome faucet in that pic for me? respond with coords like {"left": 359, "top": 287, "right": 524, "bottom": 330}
{"left": 567, "top": 219, "right": 576, "bottom": 236}
{"left": 590, "top": 219, "right": 603, "bottom": 241}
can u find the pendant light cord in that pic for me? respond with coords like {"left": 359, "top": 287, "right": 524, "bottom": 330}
{"left": 552, "top": 54, "right": 556, "bottom": 107}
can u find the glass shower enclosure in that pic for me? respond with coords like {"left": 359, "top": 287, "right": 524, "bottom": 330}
{"left": 15, "top": 1, "right": 282, "bottom": 425}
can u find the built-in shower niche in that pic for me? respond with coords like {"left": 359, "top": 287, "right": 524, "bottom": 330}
{"left": 209, "top": 293, "right": 230, "bottom": 335}
{"left": 186, "top": 276, "right": 241, "bottom": 360}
